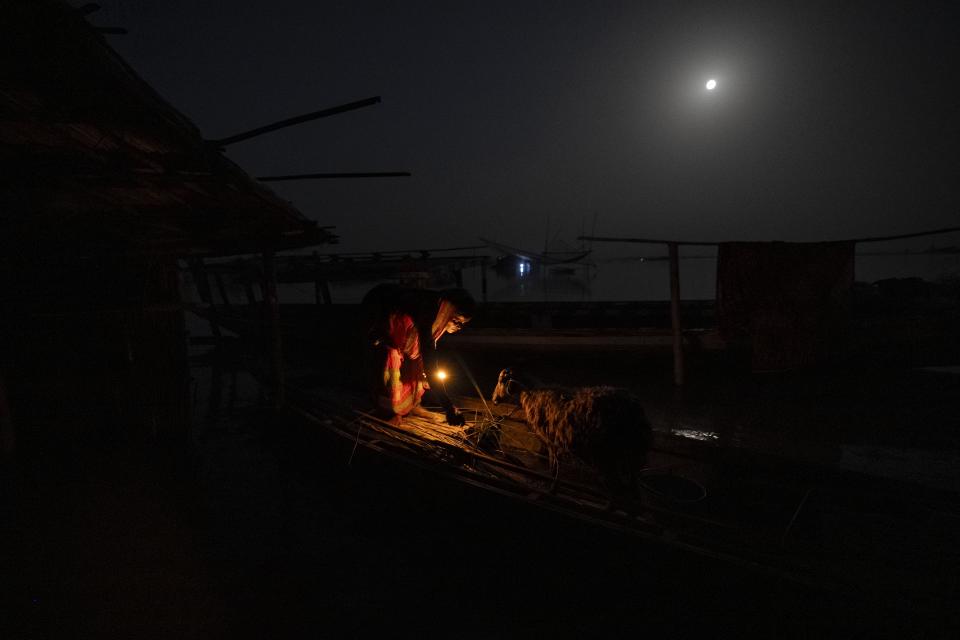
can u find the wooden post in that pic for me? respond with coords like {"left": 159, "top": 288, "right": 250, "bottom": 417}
{"left": 189, "top": 259, "right": 221, "bottom": 339}
{"left": 214, "top": 272, "right": 231, "bottom": 310}
{"left": 315, "top": 279, "right": 332, "bottom": 304}
{"left": 0, "top": 373, "right": 15, "bottom": 456}
{"left": 262, "top": 250, "right": 284, "bottom": 408}
{"left": 481, "top": 263, "right": 488, "bottom": 303}
{"left": 311, "top": 250, "right": 326, "bottom": 304}
{"left": 668, "top": 243, "right": 685, "bottom": 386}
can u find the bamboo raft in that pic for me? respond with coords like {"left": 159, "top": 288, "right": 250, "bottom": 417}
{"left": 283, "top": 378, "right": 960, "bottom": 618}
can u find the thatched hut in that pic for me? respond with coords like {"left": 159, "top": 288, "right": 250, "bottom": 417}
{"left": 0, "top": 0, "right": 336, "bottom": 462}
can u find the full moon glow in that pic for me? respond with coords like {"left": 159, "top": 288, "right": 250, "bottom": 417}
{"left": 706, "top": 79, "right": 717, "bottom": 90}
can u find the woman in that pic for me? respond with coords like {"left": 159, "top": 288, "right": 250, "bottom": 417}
{"left": 361, "top": 284, "right": 475, "bottom": 425}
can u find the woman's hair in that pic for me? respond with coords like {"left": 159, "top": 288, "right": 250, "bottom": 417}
{"left": 440, "top": 288, "right": 477, "bottom": 319}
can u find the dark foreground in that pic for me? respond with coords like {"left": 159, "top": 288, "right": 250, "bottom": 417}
{"left": 3, "top": 349, "right": 959, "bottom": 638}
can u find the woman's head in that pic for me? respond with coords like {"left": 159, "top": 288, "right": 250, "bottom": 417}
{"left": 440, "top": 288, "right": 476, "bottom": 333}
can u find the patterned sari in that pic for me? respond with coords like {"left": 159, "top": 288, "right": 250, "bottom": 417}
{"left": 377, "top": 300, "right": 459, "bottom": 415}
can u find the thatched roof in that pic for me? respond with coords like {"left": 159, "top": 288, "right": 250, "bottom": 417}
{"left": 0, "top": 0, "right": 338, "bottom": 261}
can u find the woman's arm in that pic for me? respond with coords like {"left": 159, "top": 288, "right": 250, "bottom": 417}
{"left": 416, "top": 322, "right": 465, "bottom": 426}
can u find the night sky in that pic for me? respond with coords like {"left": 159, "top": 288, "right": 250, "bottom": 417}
{"left": 86, "top": 1, "right": 959, "bottom": 253}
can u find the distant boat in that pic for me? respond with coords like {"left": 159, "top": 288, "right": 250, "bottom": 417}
{"left": 480, "top": 237, "right": 592, "bottom": 266}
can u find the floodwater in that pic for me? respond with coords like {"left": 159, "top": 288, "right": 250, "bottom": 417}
{"left": 258, "top": 249, "right": 960, "bottom": 304}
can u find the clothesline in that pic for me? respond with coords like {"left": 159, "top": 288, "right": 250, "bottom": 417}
{"left": 578, "top": 225, "right": 960, "bottom": 247}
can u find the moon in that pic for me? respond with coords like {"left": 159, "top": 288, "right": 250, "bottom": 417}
{"left": 706, "top": 79, "right": 717, "bottom": 90}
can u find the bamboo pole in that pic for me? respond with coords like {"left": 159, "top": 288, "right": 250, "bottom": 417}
{"left": 668, "top": 243, "right": 684, "bottom": 386}
{"left": 257, "top": 171, "right": 411, "bottom": 181}
{"left": 209, "top": 96, "right": 381, "bottom": 147}
{"left": 579, "top": 224, "right": 960, "bottom": 246}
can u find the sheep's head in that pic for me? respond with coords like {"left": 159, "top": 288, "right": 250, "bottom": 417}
{"left": 491, "top": 368, "right": 518, "bottom": 405}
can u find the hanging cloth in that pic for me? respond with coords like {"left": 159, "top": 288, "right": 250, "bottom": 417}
{"left": 716, "top": 241, "right": 855, "bottom": 371}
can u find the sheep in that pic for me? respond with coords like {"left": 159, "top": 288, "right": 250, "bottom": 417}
{"left": 491, "top": 368, "right": 652, "bottom": 500}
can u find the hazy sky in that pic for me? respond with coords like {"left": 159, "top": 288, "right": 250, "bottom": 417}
{"left": 88, "top": 0, "right": 959, "bottom": 252}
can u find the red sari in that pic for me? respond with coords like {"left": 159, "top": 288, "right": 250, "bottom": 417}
{"left": 377, "top": 300, "right": 459, "bottom": 416}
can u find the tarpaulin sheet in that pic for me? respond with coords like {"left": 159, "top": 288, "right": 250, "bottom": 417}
{"left": 716, "top": 242, "right": 855, "bottom": 371}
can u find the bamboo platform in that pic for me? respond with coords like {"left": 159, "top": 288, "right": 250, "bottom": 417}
{"left": 283, "top": 378, "right": 960, "bottom": 619}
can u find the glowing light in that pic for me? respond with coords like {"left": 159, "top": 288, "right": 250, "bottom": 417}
{"left": 436, "top": 370, "right": 448, "bottom": 381}
{"left": 518, "top": 261, "right": 530, "bottom": 276}
{"left": 705, "top": 79, "right": 717, "bottom": 90}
